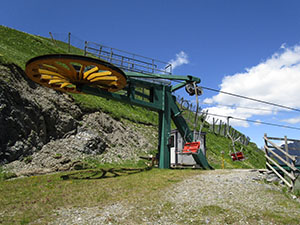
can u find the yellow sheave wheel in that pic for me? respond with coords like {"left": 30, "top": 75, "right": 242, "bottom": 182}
{"left": 25, "top": 54, "right": 127, "bottom": 93}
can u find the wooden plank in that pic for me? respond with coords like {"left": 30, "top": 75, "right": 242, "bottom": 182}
{"left": 264, "top": 144, "right": 274, "bottom": 153}
{"left": 268, "top": 149, "right": 298, "bottom": 171}
{"left": 265, "top": 144, "right": 276, "bottom": 149}
{"left": 284, "top": 136, "right": 289, "bottom": 165}
{"left": 264, "top": 136, "right": 296, "bottom": 161}
{"left": 267, "top": 136, "right": 285, "bottom": 141}
{"left": 266, "top": 162, "right": 292, "bottom": 188}
{"left": 265, "top": 154, "right": 296, "bottom": 180}
{"left": 267, "top": 136, "right": 300, "bottom": 142}
{"left": 264, "top": 134, "right": 271, "bottom": 165}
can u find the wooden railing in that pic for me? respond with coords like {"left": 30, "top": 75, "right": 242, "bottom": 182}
{"left": 264, "top": 134, "right": 300, "bottom": 190}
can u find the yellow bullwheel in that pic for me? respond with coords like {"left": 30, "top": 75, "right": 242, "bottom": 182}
{"left": 25, "top": 54, "right": 127, "bottom": 93}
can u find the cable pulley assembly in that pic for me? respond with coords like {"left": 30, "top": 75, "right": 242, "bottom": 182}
{"left": 185, "top": 83, "right": 203, "bottom": 96}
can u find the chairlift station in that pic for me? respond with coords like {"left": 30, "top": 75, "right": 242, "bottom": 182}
{"left": 25, "top": 42, "right": 212, "bottom": 169}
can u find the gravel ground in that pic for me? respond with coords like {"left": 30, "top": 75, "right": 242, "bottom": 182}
{"left": 47, "top": 169, "right": 300, "bottom": 225}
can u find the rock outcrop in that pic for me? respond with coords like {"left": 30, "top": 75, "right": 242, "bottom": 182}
{"left": 0, "top": 63, "right": 157, "bottom": 174}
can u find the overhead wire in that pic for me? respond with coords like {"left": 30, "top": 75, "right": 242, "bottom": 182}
{"left": 197, "top": 86, "right": 300, "bottom": 130}
{"left": 205, "top": 112, "right": 300, "bottom": 131}
{"left": 201, "top": 102, "right": 298, "bottom": 114}
{"left": 201, "top": 86, "right": 300, "bottom": 113}
{"left": 136, "top": 79, "right": 300, "bottom": 130}
{"left": 172, "top": 83, "right": 300, "bottom": 113}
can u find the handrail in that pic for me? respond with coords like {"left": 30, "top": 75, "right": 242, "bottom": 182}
{"left": 84, "top": 41, "right": 172, "bottom": 75}
{"left": 87, "top": 41, "right": 170, "bottom": 65}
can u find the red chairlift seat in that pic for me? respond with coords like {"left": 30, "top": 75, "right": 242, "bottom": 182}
{"left": 182, "top": 141, "right": 201, "bottom": 154}
{"left": 230, "top": 151, "right": 245, "bottom": 161}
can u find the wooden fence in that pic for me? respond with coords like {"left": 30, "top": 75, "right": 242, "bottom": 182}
{"left": 210, "top": 118, "right": 249, "bottom": 146}
{"left": 264, "top": 134, "right": 300, "bottom": 190}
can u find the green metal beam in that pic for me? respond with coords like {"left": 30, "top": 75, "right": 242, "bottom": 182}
{"left": 80, "top": 72, "right": 211, "bottom": 169}
{"left": 168, "top": 92, "right": 212, "bottom": 169}
{"left": 158, "top": 86, "right": 171, "bottom": 169}
{"left": 125, "top": 71, "right": 201, "bottom": 83}
{"left": 169, "top": 94, "right": 193, "bottom": 142}
{"left": 171, "top": 82, "right": 187, "bottom": 92}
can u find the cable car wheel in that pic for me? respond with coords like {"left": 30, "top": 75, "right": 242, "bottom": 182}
{"left": 25, "top": 54, "right": 127, "bottom": 93}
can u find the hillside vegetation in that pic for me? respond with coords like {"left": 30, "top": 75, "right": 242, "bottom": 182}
{"left": 0, "top": 25, "right": 265, "bottom": 170}
{"left": 6, "top": 25, "right": 300, "bottom": 225}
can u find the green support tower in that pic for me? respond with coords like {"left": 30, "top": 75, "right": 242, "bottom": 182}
{"left": 25, "top": 53, "right": 212, "bottom": 169}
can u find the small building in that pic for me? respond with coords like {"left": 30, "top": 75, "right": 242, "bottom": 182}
{"left": 169, "top": 129, "right": 206, "bottom": 168}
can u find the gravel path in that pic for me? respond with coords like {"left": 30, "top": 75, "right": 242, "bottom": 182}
{"left": 48, "top": 169, "right": 300, "bottom": 225}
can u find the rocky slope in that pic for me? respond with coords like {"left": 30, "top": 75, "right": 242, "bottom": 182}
{"left": 0, "top": 63, "right": 157, "bottom": 175}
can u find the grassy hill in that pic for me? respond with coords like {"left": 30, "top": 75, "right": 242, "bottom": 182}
{"left": 0, "top": 25, "right": 265, "bottom": 170}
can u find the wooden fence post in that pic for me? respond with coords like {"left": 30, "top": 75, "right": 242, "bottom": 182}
{"left": 264, "top": 133, "right": 270, "bottom": 166}
{"left": 284, "top": 136, "right": 289, "bottom": 164}
{"left": 218, "top": 120, "right": 222, "bottom": 135}
{"left": 243, "top": 135, "right": 246, "bottom": 145}
{"left": 285, "top": 135, "right": 296, "bottom": 191}
{"left": 84, "top": 41, "right": 88, "bottom": 56}
{"left": 68, "top": 32, "right": 71, "bottom": 53}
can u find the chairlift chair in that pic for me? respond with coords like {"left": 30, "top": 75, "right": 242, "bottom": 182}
{"left": 182, "top": 141, "right": 201, "bottom": 154}
{"left": 230, "top": 146, "right": 245, "bottom": 161}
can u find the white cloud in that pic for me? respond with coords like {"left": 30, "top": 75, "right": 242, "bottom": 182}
{"left": 169, "top": 51, "right": 189, "bottom": 70}
{"left": 203, "top": 44, "right": 300, "bottom": 127}
{"left": 204, "top": 106, "right": 250, "bottom": 127}
{"left": 281, "top": 117, "right": 300, "bottom": 124}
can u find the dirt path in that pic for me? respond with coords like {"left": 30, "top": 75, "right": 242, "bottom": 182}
{"left": 49, "top": 169, "right": 300, "bottom": 225}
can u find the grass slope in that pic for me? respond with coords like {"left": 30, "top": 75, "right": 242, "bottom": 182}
{"left": 205, "top": 131, "right": 265, "bottom": 169}
{"left": 0, "top": 26, "right": 82, "bottom": 68}
{"left": 0, "top": 25, "right": 265, "bottom": 169}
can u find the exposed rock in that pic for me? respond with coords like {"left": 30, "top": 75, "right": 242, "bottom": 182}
{"left": 266, "top": 173, "right": 281, "bottom": 183}
{"left": 0, "top": 64, "right": 82, "bottom": 163}
{"left": 1, "top": 63, "right": 157, "bottom": 175}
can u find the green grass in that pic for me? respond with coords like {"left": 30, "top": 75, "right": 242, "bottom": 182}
{"left": 82, "top": 158, "right": 150, "bottom": 169}
{"left": 72, "top": 93, "right": 158, "bottom": 125}
{"left": 0, "top": 26, "right": 84, "bottom": 69}
{"left": 0, "top": 169, "right": 200, "bottom": 224}
{"left": 205, "top": 131, "right": 265, "bottom": 169}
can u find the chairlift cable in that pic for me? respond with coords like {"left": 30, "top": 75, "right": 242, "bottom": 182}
{"left": 201, "top": 86, "right": 300, "bottom": 113}
{"left": 201, "top": 102, "right": 298, "bottom": 114}
{"left": 206, "top": 112, "right": 300, "bottom": 131}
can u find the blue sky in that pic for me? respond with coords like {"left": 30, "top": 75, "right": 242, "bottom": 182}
{"left": 1, "top": 0, "right": 300, "bottom": 147}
